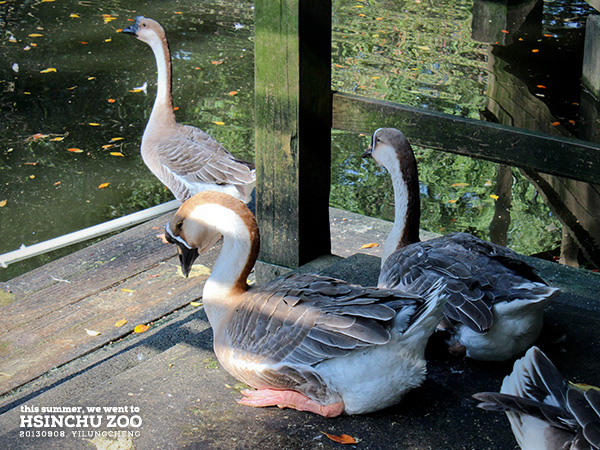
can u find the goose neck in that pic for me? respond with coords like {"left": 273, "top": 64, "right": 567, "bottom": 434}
{"left": 382, "top": 153, "right": 421, "bottom": 265}
{"left": 201, "top": 204, "right": 259, "bottom": 329}
{"left": 147, "top": 35, "right": 175, "bottom": 126}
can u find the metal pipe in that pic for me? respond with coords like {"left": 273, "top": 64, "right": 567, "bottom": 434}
{"left": 0, "top": 200, "right": 180, "bottom": 268}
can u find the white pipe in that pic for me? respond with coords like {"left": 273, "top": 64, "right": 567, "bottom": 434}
{"left": 0, "top": 200, "right": 180, "bottom": 268}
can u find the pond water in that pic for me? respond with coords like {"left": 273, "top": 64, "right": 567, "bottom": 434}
{"left": 0, "top": 0, "right": 598, "bottom": 281}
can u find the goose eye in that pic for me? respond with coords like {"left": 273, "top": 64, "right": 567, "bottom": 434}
{"left": 376, "top": 137, "right": 381, "bottom": 143}
{"left": 176, "top": 221, "right": 183, "bottom": 230}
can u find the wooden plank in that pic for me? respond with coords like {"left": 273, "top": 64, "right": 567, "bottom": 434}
{"left": 332, "top": 92, "right": 600, "bottom": 185}
{"left": 254, "top": 0, "right": 332, "bottom": 269}
{"left": 0, "top": 216, "right": 216, "bottom": 395}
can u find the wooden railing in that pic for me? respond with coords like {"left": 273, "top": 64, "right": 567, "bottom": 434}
{"left": 254, "top": 0, "right": 600, "bottom": 272}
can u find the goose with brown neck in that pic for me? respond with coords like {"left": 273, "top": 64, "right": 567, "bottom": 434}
{"left": 165, "top": 191, "right": 447, "bottom": 417}
{"left": 122, "top": 16, "right": 255, "bottom": 203}
{"left": 474, "top": 346, "right": 600, "bottom": 449}
{"left": 363, "top": 127, "right": 560, "bottom": 361}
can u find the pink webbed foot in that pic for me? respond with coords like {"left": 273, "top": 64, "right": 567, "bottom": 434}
{"left": 238, "top": 389, "right": 344, "bottom": 418}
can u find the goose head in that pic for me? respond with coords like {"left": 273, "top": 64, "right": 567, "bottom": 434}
{"left": 165, "top": 195, "right": 223, "bottom": 277}
{"left": 122, "top": 16, "right": 166, "bottom": 48}
{"left": 362, "top": 127, "right": 416, "bottom": 172}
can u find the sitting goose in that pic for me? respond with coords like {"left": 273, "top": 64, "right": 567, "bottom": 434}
{"left": 122, "top": 16, "right": 255, "bottom": 203}
{"left": 165, "top": 191, "right": 447, "bottom": 416}
{"left": 474, "top": 346, "right": 600, "bottom": 449}
{"left": 363, "top": 127, "right": 560, "bottom": 361}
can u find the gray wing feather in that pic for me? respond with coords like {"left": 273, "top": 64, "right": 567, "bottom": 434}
{"left": 380, "top": 232, "right": 557, "bottom": 333}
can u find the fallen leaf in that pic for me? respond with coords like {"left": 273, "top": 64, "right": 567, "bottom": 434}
{"left": 88, "top": 123, "right": 100, "bottom": 126}
{"left": 501, "top": 29, "right": 509, "bottom": 34}
{"left": 98, "top": 182, "right": 110, "bottom": 189}
{"left": 322, "top": 432, "right": 357, "bottom": 444}
{"left": 228, "top": 90, "right": 238, "bottom": 96}
{"left": 190, "top": 301, "right": 202, "bottom": 307}
{"left": 67, "top": 148, "right": 83, "bottom": 153}
{"left": 110, "top": 152, "right": 124, "bottom": 157}
{"left": 107, "top": 98, "right": 116, "bottom": 103}
{"left": 417, "top": 45, "right": 431, "bottom": 51}
{"left": 28, "top": 33, "right": 44, "bottom": 37}
{"left": 85, "top": 328, "right": 101, "bottom": 336}
{"left": 448, "top": 199, "right": 458, "bottom": 204}
{"left": 490, "top": 194, "right": 499, "bottom": 200}
{"left": 0, "top": 200, "right": 7, "bottom": 208}
{"left": 551, "top": 121, "right": 560, "bottom": 126}
{"left": 104, "top": 38, "right": 112, "bottom": 43}
{"left": 213, "top": 121, "right": 225, "bottom": 125}
{"left": 88, "top": 76, "right": 96, "bottom": 80}
{"left": 359, "top": 243, "right": 379, "bottom": 249}
{"left": 40, "top": 68, "right": 57, "bottom": 73}
{"left": 114, "top": 319, "right": 128, "bottom": 327}
{"left": 54, "top": 181, "right": 61, "bottom": 186}
{"left": 29, "top": 175, "right": 35, "bottom": 179}
{"left": 102, "top": 144, "right": 114, "bottom": 149}
{"left": 70, "top": 13, "right": 80, "bottom": 18}
{"left": 134, "top": 324, "right": 149, "bottom": 333}
{"left": 451, "top": 182, "right": 469, "bottom": 188}
{"left": 50, "top": 136, "right": 65, "bottom": 141}
{"left": 110, "top": 137, "right": 124, "bottom": 141}
{"left": 536, "top": 85, "right": 547, "bottom": 89}
{"left": 120, "top": 288, "right": 135, "bottom": 293}
{"left": 211, "top": 60, "right": 224, "bottom": 65}
{"left": 531, "top": 49, "right": 540, "bottom": 53}
{"left": 78, "top": 41, "right": 88, "bottom": 44}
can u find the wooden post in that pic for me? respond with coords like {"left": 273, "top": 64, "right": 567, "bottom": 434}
{"left": 583, "top": 14, "right": 600, "bottom": 99}
{"left": 254, "top": 0, "right": 332, "bottom": 274}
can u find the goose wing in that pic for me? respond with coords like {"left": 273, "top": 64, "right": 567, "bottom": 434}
{"left": 380, "top": 232, "right": 557, "bottom": 333}
{"left": 154, "top": 124, "right": 255, "bottom": 190}
{"left": 226, "top": 273, "right": 431, "bottom": 400}
{"left": 473, "top": 347, "right": 596, "bottom": 448}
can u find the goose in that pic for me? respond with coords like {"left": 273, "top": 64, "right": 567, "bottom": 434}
{"left": 473, "top": 346, "right": 600, "bottom": 449}
{"left": 122, "top": 16, "right": 255, "bottom": 203}
{"left": 164, "top": 191, "right": 447, "bottom": 416}
{"left": 363, "top": 127, "right": 560, "bottom": 361}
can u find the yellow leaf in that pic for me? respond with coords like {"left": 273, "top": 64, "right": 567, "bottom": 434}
{"left": 213, "top": 121, "right": 225, "bottom": 126}
{"left": 110, "top": 137, "right": 124, "bottom": 141}
{"left": 28, "top": 33, "right": 44, "bottom": 37}
{"left": 40, "top": 68, "right": 57, "bottom": 73}
{"left": 50, "top": 137, "right": 64, "bottom": 141}
{"left": 98, "top": 182, "right": 110, "bottom": 189}
{"left": 104, "top": 38, "right": 112, "bottom": 43}
{"left": 120, "top": 288, "right": 135, "bottom": 293}
{"left": 0, "top": 200, "right": 7, "bottom": 207}
{"left": 359, "top": 243, "right": 379, "bottom": 249}
{"left": 85, "top": 328, "right": 101, "bottom": 336}
{"left": 114, "top": 319, "right": 128, "bottom": 327}
{"left": 448, "top": 199, "right": 458, "bottom": 204}
{"left": 87, "top": 77, "right": 96, "bottom": 80}
{"left": 41, "top": 0, "right": 55, "bottom": 2}
{"left": 134, "top": 324, "right": 149, "bottom": 333}
{"left": 88, "top": 123, "right": 100, "bottom": 126}
{"left": 190, "top": 301, "right": 202, "bottom": 307}
{"left": 102, "top": 144, "right": 114, "bottom": 149}
{"left": 322, "top": 432, "right": 357, "bottom": 444}
{"left": 451, "top": 182, "right": 469, "bottom": 188}
{"left": 490, "top": 194, "right": 499, "bottom": 200}
{"left": 70, "top": 13, "right": 80, "bottom": 18}
{"left": 228, "top": 91, "right": 238, "bottom": 96}
{"left": 67, "top": 148, "right": 83, "bottom": 153}
{"left": 29, "top": 175, "right": 35, "bottom": 179}
{"left": 110, "top": 152, "right": 124, "bottom": 157}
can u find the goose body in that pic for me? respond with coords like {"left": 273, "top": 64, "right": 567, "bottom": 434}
{"left": 363, "top": 127, "right": 559, "bottom": 361}
{"left": 165, "top": 191, "right": 447, "bottom": 416}
{"left": 122, "top": 16, "right": 255, "bottom": 203}
{"left": 474, "top": 346, "right": 600, "bottom": 449}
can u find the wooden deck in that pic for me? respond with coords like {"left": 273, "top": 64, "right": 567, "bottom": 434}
{"left": 0, "top": 210, "right": 599, "bottom": 449}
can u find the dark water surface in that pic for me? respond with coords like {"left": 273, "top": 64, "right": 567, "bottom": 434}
{"left": 0, "top": 0, "right": 598, "bottom": 280}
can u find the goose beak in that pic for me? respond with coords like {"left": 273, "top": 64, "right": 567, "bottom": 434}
{"left": 165, "top": 223, "right": 199, "bottom": 277}
{"left": 122, "top": 16, "right": 143, "bottom": 36}
{"left": 362, "top": 145, "right": 373, "bottom": 159}
{"left": 175, "top": 244, "right": 199, "bottom": 278}
{"left": 121, "top": 23, "right": 139, "bottom": 36}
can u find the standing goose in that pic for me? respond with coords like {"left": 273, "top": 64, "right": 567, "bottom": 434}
{"left": 474, "top": 346, "right": 600, "bottom": 449}
{"left": 165, "top": 191, "right": 447, "bottom": 416}
{"left": 363, "top": 127, "right": 560, "bottom": 361}
{"left": 122, "top": 16, "right": 255, "bottom": 203}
